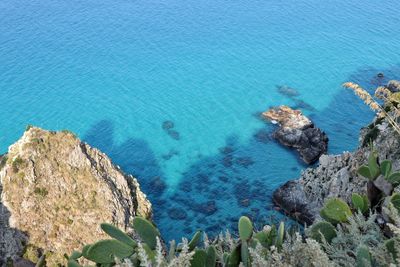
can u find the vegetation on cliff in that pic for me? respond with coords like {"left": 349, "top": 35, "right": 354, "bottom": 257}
{"left": 0, "top": 127, "right": 152, "bottom": 265}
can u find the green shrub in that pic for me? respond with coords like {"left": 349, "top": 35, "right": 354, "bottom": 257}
{"left": 0, "top": 155, "right": 8, "bottom": 170}
{"left": 34, "top": 187, "right": 48, "bottom": 197}
{"left": 12, "top": 156, "right": 24, "bottom": 173}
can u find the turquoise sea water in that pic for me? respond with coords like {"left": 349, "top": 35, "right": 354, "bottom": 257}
{"left": 1, "top": 0, "right": 400, "bottom": 240}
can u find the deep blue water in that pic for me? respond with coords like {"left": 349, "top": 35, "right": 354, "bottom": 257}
{"left": 1, "top": 0, "right": 400, "bottom": 241}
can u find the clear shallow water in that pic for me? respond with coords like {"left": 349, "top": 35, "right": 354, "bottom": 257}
{"left": 1, "top": 0, "right": 400, "bottom": 240}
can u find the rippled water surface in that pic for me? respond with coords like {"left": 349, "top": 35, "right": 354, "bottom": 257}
{"left": 1, "top": 0, "right": 400, "bottom": 240}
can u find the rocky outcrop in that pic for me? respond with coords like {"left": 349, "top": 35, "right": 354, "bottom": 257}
{"left": 0, "top": 127, "right": 152, "bottom": 265}
{"left": 262, "top": 106, "right": 328, "bottom": 164}
{"left": 273, "top": 113, "right": 400, "bottom": 224}
{"left": 387, "top": 80, "right": 400, "bottom": 93}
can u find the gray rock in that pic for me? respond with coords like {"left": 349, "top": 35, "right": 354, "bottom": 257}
{"left": 387, "top": 80, "right": 400, "bottom": 93}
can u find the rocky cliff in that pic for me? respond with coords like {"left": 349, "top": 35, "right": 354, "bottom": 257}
{"left": 273, "top": 112, "right": 400, "bottom": 224}
{"left": 0, "top": 127, "right": 152, "bottom": 265}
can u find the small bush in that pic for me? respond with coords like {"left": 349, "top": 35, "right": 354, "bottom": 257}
{"left": 34, "top": 187, "right": 48, "bottom": 198}
{"left": 0, "top": 155, "right": 8, "bottom": 170}
{"left": 12, "top": 156, "right": 24, "bottom": 173}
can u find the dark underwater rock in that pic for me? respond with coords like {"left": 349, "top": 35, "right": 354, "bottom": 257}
{"left": 253, "top": 129, "right": 271, "bottom": 144}
{"left": 168, "top": 208, "right": 188, "bottom": 220}
{"left": 192, "top": 201, "right": 218, "bottom": 216}
{"left": 235, "top": 157, "right": 255, "bottom": 167}
{"left": 219, "top": 146, "right": 235, "bottom": 154}
{"left": 162, "top": 120, "right": 175, "bottom": 130}
{"left": 239, "top": 198, "right": 250, "bottom": 207}
{"left": 262, "top": 106, "right": 328, "bottom": 164}
{"left": 167, "top": 129, "right": 180, "bottom": 140}
{"left": 162, "top": 149, "right": 179, "bottom": 160}
{"left": 276, "top": 85, "right": 300, "bottom": 97}
{"left": 148, "top": 176, "right": 166, "bottom": 195}
{"left": 218, "top": 176, "right": 229, "bottom": 182}
{"left": 222, "top": 155, "right": 233, "bottom": 167}
{"left": 161, "top": 120, "right": 181, "bottom": 140}
{"left": 292, "top": 99, "right": 316, "bottom": 111}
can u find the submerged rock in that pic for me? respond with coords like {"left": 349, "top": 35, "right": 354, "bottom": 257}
{"left": 292, "top": 99, "right": 316, "bottom": 111}
{"left": 276, "top": 85, "right": 300, "bottom": 97}
{"left": 273, "top": 112, "right": 400, "bottom": 225}
{"left": 0, "top": 127, "right": 152, "bottom": 265}
{"left": 253, "top": 129, "right": 271, "bottom": 144}
{"left": 167, "top": 129, "right": 180, "bottom": 140}
{"left": 162, "top": 120, "right": 175, "bottom": 130}
{"left": 168, "top": 208, "right": 187, "bottom": 220}
{"left": 262, "top": 106, "right": 328, "bottom": 164}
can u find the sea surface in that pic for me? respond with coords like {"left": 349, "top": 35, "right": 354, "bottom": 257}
{"left": 1, "top": 0, "right": 400, "bottom": 241}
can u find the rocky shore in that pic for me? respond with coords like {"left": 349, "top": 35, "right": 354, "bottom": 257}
{"left": 0, "top": 127, "right": 152, "bottom": 265}
{"left": 262, "top": 105, "right": 328, "bottom": 164}
{"left": 273, "top": 111, "right": 400, "bottom": 224}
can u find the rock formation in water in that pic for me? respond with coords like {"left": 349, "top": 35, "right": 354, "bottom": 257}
{"left": 387, "top": 80, "right": 400, "bottom": 93}
{"left": 273, "top": 110, "right": 400, "bottom": 225}
{"left": 0, "top": 127, "right": 152, "bottom": 265}
{"left": 262, "top": 105, "right": 328, "bottom": 164}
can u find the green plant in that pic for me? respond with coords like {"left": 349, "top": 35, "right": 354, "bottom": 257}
{"left": 351, "top": 193, "right": 369, "bottom": 214}
{"left": 307, "top": 221, "right": 337, "bottom": 243}
{"left": 0, "top": 155, "right": 8, "bottom": 170}
{"left": 26, "top": 124, "right": 33, "bottom": 131}
{"left": 188, "top": 231, "right": 202, "bottom": 251}
{"left": 238, "top": 216, "right": 253, "bottom": 267}
{"left": 390, "top": 193, "right": 400, "bottom": 212}
{"left": 384, "top": 239, "right": 398, "bottom": 261}
{"left": 275, "top": 222, "right": 285, "bottom": 249}
{"left": 100, "top": 223, "right": 137, "bottom": 247}
{"left": 132, "top": 216, "right": 160, "bottom": 250}
{"left": 34, "top": 187, "right": 48, "bottom": 197}
{"left": 86, "top": 239, "right": 134, "bottom": 264}
{"left": 357, "top": 150, "right": 380, "bottom": 181}
{"left": 356, "top": 246, "right": 372, "bottom": 267}
{"left": 320, "top": 198, "right": 352, "bottom": 224}
{"left": 238, "top": 216, "right": 253, "bottom": 241}
{"left": 357, "top": 151, "right": 400, "bottom": 186}
{"left": 12, "top": 156, "right": 24, "bottom": 173}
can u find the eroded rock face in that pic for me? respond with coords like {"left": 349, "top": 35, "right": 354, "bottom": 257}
{"left": 262, "top": 106, "right": 328, "bottom": 164}
{"left": 0, "top": 127, "right": 152, "bottom": 265}
{"left": 273, "top": 113, "right": 400, "bottom": 224}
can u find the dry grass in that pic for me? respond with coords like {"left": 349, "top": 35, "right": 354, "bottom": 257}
{"left": 343, "top": 82, "right": 400, "bottom": 136}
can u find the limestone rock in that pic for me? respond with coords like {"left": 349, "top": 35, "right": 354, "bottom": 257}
{"left": 273, "top": 113, "right": 400, "bottom": 224}
{"left": 262, "top": 106, "right": 328, "bottom": 164}
{"left": 0, "top": 127, "right": 152, "bottom": 265}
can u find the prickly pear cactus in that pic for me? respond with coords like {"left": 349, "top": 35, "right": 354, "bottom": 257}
{"left": 320, "top": 198, "right": 352, "bottom": 224}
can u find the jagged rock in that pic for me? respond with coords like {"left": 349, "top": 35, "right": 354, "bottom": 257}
{"left": 273, "top": 113, "right": 400, "bottom": 224}
{"left": 262, "top": 106, "right": 328, "bottom": 164}
{"left": 0, "top": 127, "right": 152, "bottom": 265}
{"left": 386, "top": 80, "right": 400, "bottom": 93}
